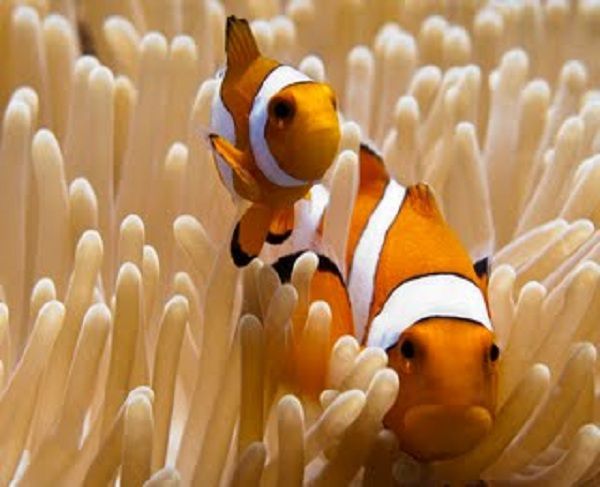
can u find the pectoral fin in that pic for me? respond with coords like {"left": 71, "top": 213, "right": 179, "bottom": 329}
{"left": 266, "top": 206, "right": 295, "bottom": 245}
{"left": 231, "top": 204, "right": 273, "bottom": 267}
{"left": 209, "top": 134, "right": 260, "bottom": 200}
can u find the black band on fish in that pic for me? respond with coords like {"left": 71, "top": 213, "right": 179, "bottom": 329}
{"left": 272, "top": 250, "right": 345, "bottom": 285}
{"left": 315, "top": 253, "right": 345, "bottom": 283}
{"left": 230, "top": 224, "right": 256, "bottom": 267}
{"left": 272, "top": 251, "right": 302, "bottom": 282}
{"left": 412, "top": 315, "right": 489, "bottom": 328}
{"left": 266, "top": 229, "right": 292, "bottom": 245}
{"left": 359, "top": 141, "right": 385, "bottom": 165}
{"left": 473, "top": 257, "right": 490, "bottom": 279}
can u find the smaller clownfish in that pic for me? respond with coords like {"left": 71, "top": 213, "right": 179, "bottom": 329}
{"left": 273, "top": 144, "right": 499, "bottom": 461}
{"left": 209, "top": 16, "right": 341, "bottom": 267}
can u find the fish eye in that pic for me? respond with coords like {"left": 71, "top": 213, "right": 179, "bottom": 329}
{"left": 270, "top": 98, "right": 295, "bottom": 121}
{"left": 489, "top": 343, "right": 500, "bottom": 362}
{"left": 400, "top": 339, "right": 415, "bottom": 359}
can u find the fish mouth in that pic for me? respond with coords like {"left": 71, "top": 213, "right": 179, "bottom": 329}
{"left": 401, "top": 404, "right": 493, "bottom": 461}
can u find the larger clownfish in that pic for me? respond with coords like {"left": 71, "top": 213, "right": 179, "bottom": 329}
{"left": 209, "top": 16, "right": 341, "bottom": 267}
{"left": 273, "top": 144, "right": 499, "bottom": 461}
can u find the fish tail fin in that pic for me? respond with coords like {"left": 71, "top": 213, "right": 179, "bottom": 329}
{"left": 266, "top": 206, "right": 295, "bottom": 245}
{"left": 358, "top": 142, "right": 389, "bottom": 190}
{"left": 231, "top": 204, "right": 273, "bottom": 267}
{"left": 225, "top": 16, "right": 261, "bottom": 72}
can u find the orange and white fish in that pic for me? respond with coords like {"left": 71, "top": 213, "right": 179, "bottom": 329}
{"left": 273, "top": 251, "right": 354, "bottom": 395}
{"left": 209, "top": 16, "right": 340, "bottom": 267}
{"left": 273, "top": 144, "right": 499, "bottom": 461}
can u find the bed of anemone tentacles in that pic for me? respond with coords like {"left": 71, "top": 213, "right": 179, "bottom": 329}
{"left": 1, "top": 0, "right": 600, "bottom": 486}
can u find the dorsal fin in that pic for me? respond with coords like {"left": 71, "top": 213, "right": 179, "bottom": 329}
{"left": 358, "top": 143, "right": 389, "bottom": 190}
{"left": 405, "top": 183, "right": 443, "bottom": 219}
{"left": 225, "top": 16, "right": 261, "bottom": 74}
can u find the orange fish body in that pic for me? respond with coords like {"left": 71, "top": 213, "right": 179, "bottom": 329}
{"left": 274, "top": 144, "right": 498, "bottom": 461}
{"left": 273, "top": 252, "right": 354, "bottom": 395}
{"left": 209, "top": 16, "right": 340, "bottom": 266}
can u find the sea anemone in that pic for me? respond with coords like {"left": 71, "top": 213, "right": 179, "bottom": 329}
{"left": 0, "top": 0, "right": 599, "bottom": 485}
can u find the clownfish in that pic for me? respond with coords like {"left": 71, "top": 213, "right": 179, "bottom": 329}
{"left": 209, "top": 16, "right": 341, "bottom": 267}
{"left": 273, "top": 144, "right": 499, "bottom": 461}
{"left": 273, "top": 251, "right": 354, "bottom": 395}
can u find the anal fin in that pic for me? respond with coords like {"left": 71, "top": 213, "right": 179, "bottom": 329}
{"left": 231, "top": 204, "right": 273, "bottom": 267}
{"left": 266, "top": 206, "right": 295, "bottom": 245}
